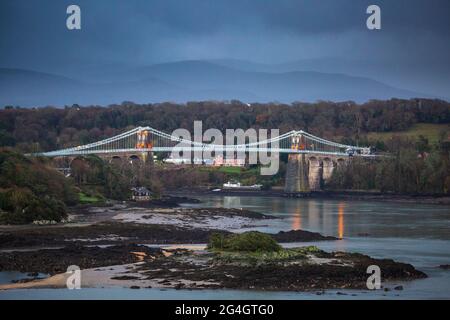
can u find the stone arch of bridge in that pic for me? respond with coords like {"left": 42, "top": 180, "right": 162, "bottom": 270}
{"left": 307, "top": 156, "right": 322, "bottom": 191}
{"left": 110, "top": 155, "right": 122, "bottom": 166}
{"left": 322, "top": 157, "right": 336, "bottom": 183}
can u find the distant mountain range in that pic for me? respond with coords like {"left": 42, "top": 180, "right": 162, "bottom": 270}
{"left": 0, "top": 59, "right": 441, "bottom": 107}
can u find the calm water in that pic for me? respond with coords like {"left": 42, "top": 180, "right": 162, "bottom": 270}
{"left": 1, "top": 196, "right": 449, "bottom": 299}
{"left": 186, "top": 196, "right": 450, "bottom": 240}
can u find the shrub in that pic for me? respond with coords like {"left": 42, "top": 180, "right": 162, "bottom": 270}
{"left": 0, "top": 149, "right": 75, "bottom": 224}
{"left": 208, "top": 231, "right": 282, "bottom": 252}
{"left": 0, "top": 187, "right": 67, "bottom": 224}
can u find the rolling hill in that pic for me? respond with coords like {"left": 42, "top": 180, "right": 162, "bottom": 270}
{"left": 0, "top": 61, "right": 427, "bottom": 107}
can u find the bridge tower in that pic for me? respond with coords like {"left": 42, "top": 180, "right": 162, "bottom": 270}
{"left": 134, "top": 129, "right": 154, "bottom": 164}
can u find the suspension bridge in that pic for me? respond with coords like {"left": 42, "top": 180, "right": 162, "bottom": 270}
{"left": 36, "top": 126, "right": 375, "bottom": 193}
{"left": 38, "top": 126, "right": 372, "bottom": 157}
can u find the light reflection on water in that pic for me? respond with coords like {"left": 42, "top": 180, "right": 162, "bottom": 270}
{"left": 186, "top": 195, "right": 450, "bottom": 241}
{"left": 338, "top": 202, "right": 345, "bottom": 239}
{"left": 292, "top": 212, "right": 302, "bottom": 231}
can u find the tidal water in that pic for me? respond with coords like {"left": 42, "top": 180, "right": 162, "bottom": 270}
{"left": 1, "top": 196, "right": 449, "bottom": 299}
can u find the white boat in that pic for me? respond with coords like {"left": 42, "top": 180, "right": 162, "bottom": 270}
{"left": 223, "top": 181, "right": 262, "bottom": 190}
{"left": 223, "top": 181, "right": 241, "bottom": 188}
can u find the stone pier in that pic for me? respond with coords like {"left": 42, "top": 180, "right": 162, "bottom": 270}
{"left": 285, "top": 154, "right": 347, "bottom": 193}
{"left": 285, "top": 154, "right": 310, "bottom": 193}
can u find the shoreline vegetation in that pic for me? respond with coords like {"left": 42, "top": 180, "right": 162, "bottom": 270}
{"left": 1, "top": 152, "right": 447, "bottom": 224}
{"left": 1, "top": 100, "right": 449, "bottom": 210}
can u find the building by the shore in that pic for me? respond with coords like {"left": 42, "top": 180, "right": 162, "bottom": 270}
{"left": 131, "top": 187, "right": 152, "bottom": 201}
{"left": 213, "top": 155, "right": 245, "bottom": 167}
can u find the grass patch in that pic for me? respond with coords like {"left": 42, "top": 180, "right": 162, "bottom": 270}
{"left": 208, "top": 231, "right": 282, "bottom": 252}
{"left": 367, "top": 123, "right": 449, "bottom": 145}
{"left": 207, "top": 232, "right": 324, "bottom": 266}
{"left": 212, "top": 246, "right": 322, "bottom": 265}
{"left": 78, "top": 192, "right": 103, "bottom": 204}
{"left": 217, "top": 166, "right": 244, "bottom": 174}
{"left": 201, "top": 166, "right": 259, "bottom": 175}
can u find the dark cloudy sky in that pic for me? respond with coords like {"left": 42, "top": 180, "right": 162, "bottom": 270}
{"left": 0, "top": 0, "right": 449, "bottom": 67}
{"left": 0, "top": 0, "right": 449, "bottom": 100}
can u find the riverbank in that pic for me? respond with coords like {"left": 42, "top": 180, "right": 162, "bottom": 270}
{"left": 0, "top": 221, "right": 337, "bottom": 250}
{"left": 169, "top": 188, "right": 450, "bottom": 205}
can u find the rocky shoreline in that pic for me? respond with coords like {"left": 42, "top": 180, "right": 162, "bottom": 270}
{"left": 0, "top": 221, "right": 337, "bottom": 249}
{"left": 0, "top": 203, "right": 337, "bottom": 249}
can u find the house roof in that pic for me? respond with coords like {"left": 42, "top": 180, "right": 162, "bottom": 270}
{"left": 131, "top": 186, "right": 152, "bottom": 194}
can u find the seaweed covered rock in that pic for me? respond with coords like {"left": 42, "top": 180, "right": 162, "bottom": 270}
{"left": 208, "top": 231, "right": 282, "bottom": 252}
